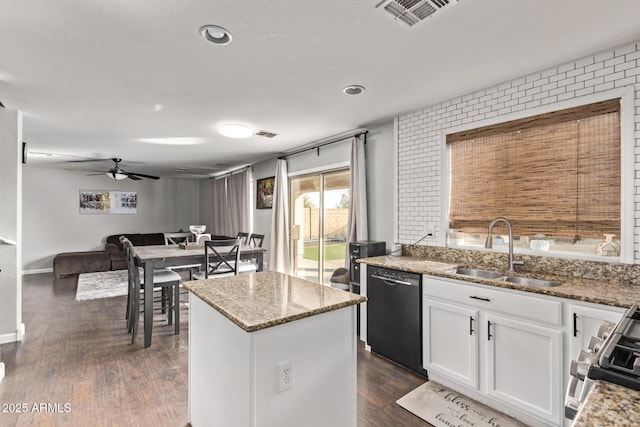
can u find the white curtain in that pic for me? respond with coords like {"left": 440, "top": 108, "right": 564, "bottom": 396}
{"left": 269, "top": 158, "right": 291, "bottom": 273}
{"left": 346, "top": 134, "right": 368, "bottom": 262}
{"left": 226, "top": 169, "right": 250, "bottom": 236}
{"left": 210, "top": 177, "right": 228, "bottom": 236}
{"left": 209, "top": 168, "right": 250, "bottom": 237}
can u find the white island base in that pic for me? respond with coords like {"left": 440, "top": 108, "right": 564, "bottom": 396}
{"left": 189, "top": 293, "right": 358, "bottom": 427}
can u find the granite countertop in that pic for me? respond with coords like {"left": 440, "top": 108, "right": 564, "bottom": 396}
{"left": 572, "top": 380, "right": 640, "bottom": 426}
{"left": 358, "top": 255, "right": 639, "bottom": 308}
{"left": 184, "top": 271, "right": 366, "bottom": 332}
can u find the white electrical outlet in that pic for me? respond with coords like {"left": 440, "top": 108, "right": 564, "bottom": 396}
{"left": 277, "top": 360, "right": 294, "bottom": 392}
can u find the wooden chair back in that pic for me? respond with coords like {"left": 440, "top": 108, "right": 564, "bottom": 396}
{"left": 203, "top": 238, "right": 242, "bottom": 278}
{"left": 248, "top": 233, "right": 265, "bottom": 247}
{"left": 164, "top": 232, "right": 192, "bottom": 245}
{"left": 235, "top": 232, "right": 250, "bottom": 245}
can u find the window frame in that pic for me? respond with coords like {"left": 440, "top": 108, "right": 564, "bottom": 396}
{"left": 441, "top": 87, "right": 635, "bottom": 263}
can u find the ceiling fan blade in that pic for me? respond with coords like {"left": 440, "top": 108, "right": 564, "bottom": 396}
{"left": 126, "top": 171, "right": 160, "bottom": 180}
{"left": 69, "top": 158, "right": 114, "bottom": 163}
{"left": 127, "top": 175, "right": 143, "bottom": 181}
{"left": 87, "top": 173, "right": 107, "bottom": 176}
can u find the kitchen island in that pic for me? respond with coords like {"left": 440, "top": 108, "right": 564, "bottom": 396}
{"left": 184, "top": 271, "right": 366, "bottom": 427}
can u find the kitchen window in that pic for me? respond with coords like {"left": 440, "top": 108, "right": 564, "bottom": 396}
{"left": 445, "top": 95, "right": 633, "bottom": 261}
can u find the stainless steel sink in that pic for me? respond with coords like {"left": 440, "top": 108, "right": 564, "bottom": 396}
{"left": 448, "top": 267, "right": 504, "bottom": 280}
{"left": 503, "top": 276, "right": 562, "bottom": 287}
{"left": 445, "top": 266, "right": 562, "bottom": 287}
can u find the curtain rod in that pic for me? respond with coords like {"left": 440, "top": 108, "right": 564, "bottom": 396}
{"left": 278, "top": 130, "right": 368, "bottom": 160}
{"left": 209, "top": 164, "right": 252, "bottom": 180}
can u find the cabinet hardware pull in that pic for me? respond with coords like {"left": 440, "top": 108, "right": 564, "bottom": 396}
{"left": 573, "top": 312, "right": 578, "bottom": 337}
{"left": 369, "top": 274, "right": 412, "bottom": 286}
{"left": 470, "top": 296, "right": 491, "bottom": 302}
{"left": 469, "top": 316, "right": 474, "bottom": 335}
{"left": 487, "top": 320, "right": 492, "bottom": 340}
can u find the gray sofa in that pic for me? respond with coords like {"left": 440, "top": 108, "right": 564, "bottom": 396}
{"left": 53, "top": 232, "right": 165, "bottom": 278}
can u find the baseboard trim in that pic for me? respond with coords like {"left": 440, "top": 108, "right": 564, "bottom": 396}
{"left": 0, "top": 323, "right": 26, "bottom": 345}
{"left": 22, "top": 268, "right": 53, "bottom": 275}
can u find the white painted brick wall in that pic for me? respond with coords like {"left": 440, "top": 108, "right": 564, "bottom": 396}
{"left": 397, "top": 40, "right": 640, "bottom": 262}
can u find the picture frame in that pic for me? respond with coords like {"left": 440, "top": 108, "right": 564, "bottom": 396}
{"left": 79, "top": 190, "right": 138, "bottom": 214}
{"left": 256, "top": 176, "right": 275, "bottom": 209}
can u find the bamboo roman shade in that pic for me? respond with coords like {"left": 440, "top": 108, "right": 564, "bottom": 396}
{"left": 448, "top": 99, "right": 621, "bottom": 239}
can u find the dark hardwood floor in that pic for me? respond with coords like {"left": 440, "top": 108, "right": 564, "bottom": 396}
{"left": 0, "top": 273, "right": 431, "bottom": 426}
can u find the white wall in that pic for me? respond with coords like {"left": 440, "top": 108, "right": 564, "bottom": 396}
{"left": 0, "top": 108, "right": 23, "bottom": 352}
{"left": 397, "top": 39, "right": 640, "bottom": 263}
{"left": 252, "top": 157, "right": 278, "bottom": 258}
{"left": 22, "top": 167, "right": 201, "bottom": 272}
{"left": 247, "top": 121, "right": 396, "bottom": 260}
{"left": 364, "top": 121, "right": 395, "bottom": 251}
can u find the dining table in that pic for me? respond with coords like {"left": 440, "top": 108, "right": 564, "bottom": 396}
{"left": 133, "top": 243, "right": 267, "bottom": 348}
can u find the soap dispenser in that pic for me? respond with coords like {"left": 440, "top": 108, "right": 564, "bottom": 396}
{"left": 595, "top": 234, "right": 620, "bottom": 257}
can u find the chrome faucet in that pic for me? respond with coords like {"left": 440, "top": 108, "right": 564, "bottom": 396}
{"left": 485, "top": 217, "right": 524, "bottom": 272}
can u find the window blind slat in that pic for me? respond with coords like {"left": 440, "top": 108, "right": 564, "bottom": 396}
{"left": 448, "top": 99, "right": 620, "bottom": 239}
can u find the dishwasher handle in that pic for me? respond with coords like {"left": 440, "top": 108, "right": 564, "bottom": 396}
{"left": 369, "top": 274, "right": 415, "bottom": 286}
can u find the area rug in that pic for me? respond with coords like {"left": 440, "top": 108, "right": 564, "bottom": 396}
{"left": 397, "top": 381, "right": 527, "bottom": 427}
{"left": 75, "top": 270, "right": 129, "bottom": 301}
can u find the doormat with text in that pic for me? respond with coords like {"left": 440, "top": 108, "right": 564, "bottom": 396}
{"left": 397, "top": 381, "right": 528, "bottom": 427}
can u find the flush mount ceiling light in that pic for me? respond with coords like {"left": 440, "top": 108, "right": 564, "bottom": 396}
{"left": 200, "top": 25, "right": 232, "bottom": 45}
{"left": 218, "top": 124, "right": 253, "bottom": 139}
{"left": 343, "top": 85, "right": 366, "bottom": 95}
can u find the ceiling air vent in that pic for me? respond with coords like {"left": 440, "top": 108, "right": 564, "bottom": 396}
{"left": 376, "top": 0, "right": 459, "bottom": 27}
{"left": 256, "top": 130, "right": 278, "bottom": 138}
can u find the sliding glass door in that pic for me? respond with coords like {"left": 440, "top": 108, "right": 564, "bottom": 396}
{"left": 290, "top": 169, "right": 350, "bottom": 285}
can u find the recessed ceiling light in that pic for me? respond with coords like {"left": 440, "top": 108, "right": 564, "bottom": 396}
{"left": 343, "top": 85, "right": 366, "bottom": 95}
{"left": 218, "top": 124, "right": 253, "bottom": 139}
{"left": 200, "top": 25, "right": 232, "bottom": 45}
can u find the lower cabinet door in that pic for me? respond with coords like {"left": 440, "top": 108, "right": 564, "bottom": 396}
{"left": 423, "top": 298, "right": 479, "bottom": 389}
{"left": 486, "top": 313, "right": 563, "bottom": 425}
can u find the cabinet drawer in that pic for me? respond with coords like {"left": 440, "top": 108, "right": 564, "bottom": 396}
{"left": 423, "top": 275, "right": 562, "bottom": 326}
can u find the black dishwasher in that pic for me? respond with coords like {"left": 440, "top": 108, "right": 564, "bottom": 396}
{"left": 367, "top": 266, "right": 425, "bottom": 375}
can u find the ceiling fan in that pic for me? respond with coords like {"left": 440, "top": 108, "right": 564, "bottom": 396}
{"left": 83, "top": 158, "right": 160, "bottom": 181}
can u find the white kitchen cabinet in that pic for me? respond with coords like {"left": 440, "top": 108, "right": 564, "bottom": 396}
{"left": 567, "top": 303, "right": 624, "bottom": 362}
{"left": 423, "top": 298, "right": 479, "bottom": 388}
{"left": 423, "top": 274, "right": 564, "bottom": 426}
{"left": 486, "top": 313, "right": 562, "bottom": 424}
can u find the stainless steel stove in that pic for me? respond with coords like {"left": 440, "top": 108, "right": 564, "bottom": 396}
{"left": 565, "top": 304, "right": 640, "bottom": 420}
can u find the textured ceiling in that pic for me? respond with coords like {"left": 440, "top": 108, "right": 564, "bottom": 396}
{"left": 1, "top": 0, "right": 640, "bottom": 178}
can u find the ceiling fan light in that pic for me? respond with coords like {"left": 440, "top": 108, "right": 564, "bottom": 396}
{"left": 107, "top": 172, "right": 128, "bottom": 180}
{"left": 218, "top": 124, "right": 253, "bottom": 139}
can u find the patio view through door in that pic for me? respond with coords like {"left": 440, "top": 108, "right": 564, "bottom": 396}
{"left": 290, "top": 169, "right": 350, "bottom": 285}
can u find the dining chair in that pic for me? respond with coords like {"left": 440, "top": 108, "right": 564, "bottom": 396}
{"left": 192, "top": 237, "right": 256, "bottom": 280}
{"left": 120, "top": 237, "right": 181, "bottom": 345}
{"left": 247, "top": 233, "right": 265, "bottom": 247}
{"left": 237, "top": 233, "right": 265, "bottom": 272}
{"left": 163, "top": 231, "right": 201, "bottom": 280}
{"left": 164, "top": 231, "right": 192, "bottom": 245}
{"left": 235, "top": 231, "right": 251, "bottom": 245}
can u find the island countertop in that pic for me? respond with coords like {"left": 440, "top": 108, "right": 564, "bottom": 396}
{"left": 184, "top": 271, "right": 366, "bottom": 332}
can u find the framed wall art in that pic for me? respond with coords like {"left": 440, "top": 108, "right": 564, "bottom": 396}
{"left": 256, "top": 177, "right": 275, "bottom": 209}
{"left": 79, "top": 190, "right": 138, "bottom": 214}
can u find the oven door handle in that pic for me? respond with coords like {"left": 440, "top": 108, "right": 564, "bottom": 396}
{"left": 370, "top": 274, "right": 413, "bottom": 286}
